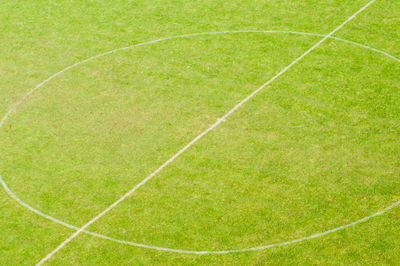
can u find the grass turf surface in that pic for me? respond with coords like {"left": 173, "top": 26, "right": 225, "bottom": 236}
{"left": 0, "top": 0, "right": 399, "bottom": 265}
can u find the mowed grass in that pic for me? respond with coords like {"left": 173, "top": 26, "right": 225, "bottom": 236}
{"left": 0, "top": 0, "right": 399, "bottom": 265}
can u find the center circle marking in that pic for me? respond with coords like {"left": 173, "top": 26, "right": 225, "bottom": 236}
{"left": 0, "top": 30, "right": 399, "bottom": 254}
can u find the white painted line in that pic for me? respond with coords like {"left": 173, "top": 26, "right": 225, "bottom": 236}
{"left": 33, "top": 1, "right": 379, "bottom": 264}
{"left": 1, "top": 30, "right": 399, "bottom": 256}
{"left": 2, "top": 31, "right": 399, "bottom": 255}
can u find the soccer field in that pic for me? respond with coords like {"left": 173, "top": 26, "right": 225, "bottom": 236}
{"left": 1, "top": 0, "right": 399, "bottom": 264}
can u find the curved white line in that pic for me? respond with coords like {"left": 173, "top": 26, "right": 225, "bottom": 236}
{"left": 1, "top": 30, "right": 399, "bottom": 255}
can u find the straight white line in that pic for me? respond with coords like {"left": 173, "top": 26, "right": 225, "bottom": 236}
{"left": 36, "top": 1, "right": 376, "bottom": 264}
{"left": 3, "top": 32, "right": 399, "bottom": 255}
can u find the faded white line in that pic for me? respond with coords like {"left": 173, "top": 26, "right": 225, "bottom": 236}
{"left": 33, "top": 1, "right": 379, "bottom": 264}
{"left": 2, "top": 31, "right": 399, "bottom": 255}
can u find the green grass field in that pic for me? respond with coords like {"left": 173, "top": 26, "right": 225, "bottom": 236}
{"left": 1, "top": 0, "right": 399, "bottom": 265}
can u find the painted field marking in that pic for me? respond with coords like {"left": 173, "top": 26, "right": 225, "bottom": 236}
{"left": 2, "top": 23, "right": 399, "bottom": 261}
{"left": 1, "top": 0, "right": 398, "bottom": 261}
{"left": 32, "top": 1, "right": 380, "bottom": 264}
{"left": 2, "top": 31, "right": 399, "bottom": 254}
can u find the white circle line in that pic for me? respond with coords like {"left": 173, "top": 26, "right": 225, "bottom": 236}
{"left": 1, "top": 30, "right": 399, "bottom": 254}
